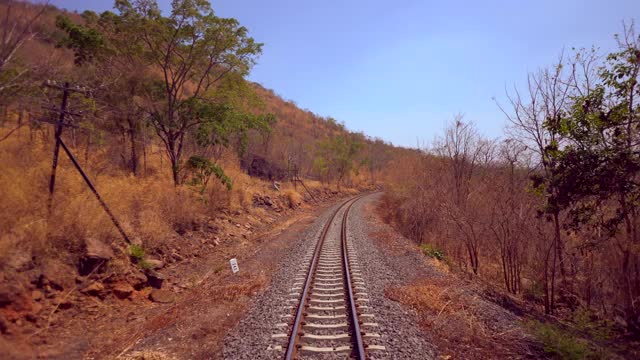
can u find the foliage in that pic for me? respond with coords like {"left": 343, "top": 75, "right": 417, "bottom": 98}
{"left": 314, "top": 134, "right": 363, "bottom": 186}
{"left": 128, "top": 244, "right": 151, "bottom": 269}
{"left": 191, "top": 99, "right": 275, "bottom": 157}
{"left": 525, "top": 320, "right": 594, "bottom": 360}
{"left": 55, "top": 0, "right": 269, "bottom": 185}
{"left": 420, "top": 244, "right": 445, "bottom": 260}
{"left": 571, "top": 308, "right": 615, "bottom": 342}
{"left": 55, "top": 15, "right": 105, "bottom": 65}
{"left": 186, "top": 155, "right": 232, "bottom": 197}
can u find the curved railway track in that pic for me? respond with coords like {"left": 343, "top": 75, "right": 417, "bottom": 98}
{"left": 282, "top": 194, "right": 384, "bottom": 359}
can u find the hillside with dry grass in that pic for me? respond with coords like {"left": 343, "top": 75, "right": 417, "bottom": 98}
{"left": 0, "top": 1, "right": 405, "bottom": 353}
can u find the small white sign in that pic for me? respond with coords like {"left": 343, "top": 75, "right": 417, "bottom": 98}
{"left": 230, "top": 258, "right": 240, "bottom": 274}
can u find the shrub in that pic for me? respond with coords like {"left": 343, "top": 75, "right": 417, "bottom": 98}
{"left": 420, "top": 244, "right": 445, "bottom": 260}
{"left": 525, "top": 320, "right": 594, "bottom": 360}
{"left": 128, "top": 244, "right": 151, "bottom": 269}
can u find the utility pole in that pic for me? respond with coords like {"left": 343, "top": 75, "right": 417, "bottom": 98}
{"left": 40, "top": 80, "right": 131, "bottom": 244}
{"left": 46, "top": 81, "right": 70, "bottom": 212}
{"left": 44, "top": 80, "right": 89, "bottom": 213}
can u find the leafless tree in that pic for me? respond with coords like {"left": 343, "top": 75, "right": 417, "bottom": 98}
{"left": 0, "top": 0, "right": 48, "bottom": 93}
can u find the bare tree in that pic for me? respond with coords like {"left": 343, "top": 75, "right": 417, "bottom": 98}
{"left": 489, "top": 139, "right": 532, "bottom": 293}
{"left": 497, "top": 56, "right": 574, "bottom": 313}
{"left": 436, "top": 116, "right": 491, "bottom": 275}
{"left": 0, "top": 0, "right": 48, "bottom": 93}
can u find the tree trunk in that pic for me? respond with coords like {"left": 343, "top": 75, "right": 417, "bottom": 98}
{"left": 127, "top": 117, "right": 138, "bottom": 176}
{"left": 553, "top": 211, "right": 567, "bottom": 290}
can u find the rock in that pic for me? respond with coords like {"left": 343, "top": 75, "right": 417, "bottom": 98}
{"left": 213, "top": 237, "right": 220, "bottom": 246}
{"left": 0, "top": 315, "right": 8, "bottom": 334}
{"left": 38, "top": 261, "right": 74, "bottom": 291}
{"left": 80, "top": 237, "right": 114, "bottom": 275}
{"left": 264, "top": 198, "right": 273, "bottom": 206}
{"left": 112, "top": 283, "right": 134, "bottom": 299}
{"left": 26, "top": 313, "right": 38, "bottom": 323}
{"left": 31, "top": 290, "right": 43, "bottom": 302}
{"left": 149, "top": 289, "right": 175, "bottom": 304}
{"left": 0, "top": 284, "right": 21, "bottom": 307}
{"left": 81, "top": 282, "right": 106, "bottom": 298}
{"left": 129, "top": 271, "right": 148, "bottom": 290}
{"left": 52, "top": 297, "right": 73, "bottom": 310}
{"left": 145, "top": 269, "right": 165, "bottom": 289}
{"left": 145, "top": 258, "right": 164, "bottom": 270}
{"left": 31, "top": 302, "right": 42, "bottom": 314}
{"left": 84, "top": 237, "right": 114, "bottom": 260}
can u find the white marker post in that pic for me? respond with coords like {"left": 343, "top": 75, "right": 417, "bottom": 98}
{"left": 229, "top": 258, "right": 240, "bottom": 274}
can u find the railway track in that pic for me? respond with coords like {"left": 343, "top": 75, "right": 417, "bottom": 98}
{"left": 275, "top": 194, "right": 385, "bottom": 359}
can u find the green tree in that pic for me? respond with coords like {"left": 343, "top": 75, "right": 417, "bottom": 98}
{"left": 113, "top": 0, "right": 262, "bottom": 185}
{"left": 185, "top": 155, "right": 231, "bottom": 199}
{"left": 546, "top": 25, "right": 640, "bottom": 332}
{"left": 55, "top": 0, "right": 266, "bottom": 183}
{"left": 315, "top": 134, "right": 363, "bottom": 189}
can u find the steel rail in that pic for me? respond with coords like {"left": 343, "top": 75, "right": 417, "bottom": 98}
{"left": 284, "top": 194, "right": 367, "bottom": 359}
{"left": 341, "top": 198, "right": 366, "bottom": 360}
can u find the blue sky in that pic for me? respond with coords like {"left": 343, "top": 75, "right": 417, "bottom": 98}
{"left": 49, "top": 0, "right": 640, "bottom": 147}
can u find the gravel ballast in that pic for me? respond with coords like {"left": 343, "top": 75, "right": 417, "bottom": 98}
{"left": 223, "top": 193, "right": 436, "bottom": 359}
{"left": 223, "top": 200, "right": 346, "bottom": 359}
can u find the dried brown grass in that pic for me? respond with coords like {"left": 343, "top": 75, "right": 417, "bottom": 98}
{"left": 386, "top": 279, "right": 529, "bottom": 358}
{"left": 0, "top": 130, "right": 204, "bottom": 270}
{"left": 283, "top": 188, "right": 303, "bottom": 208}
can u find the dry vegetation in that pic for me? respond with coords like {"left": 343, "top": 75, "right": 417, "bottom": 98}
{"left": 380, "top": 25, "right": 640, "bottom": 359}
{"left": 0, "top": 0, "right": 396, "bottom": 352}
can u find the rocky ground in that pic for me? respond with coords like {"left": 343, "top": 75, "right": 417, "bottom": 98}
{"left": 0, "top": 185, "right": 354, "bottom": 359}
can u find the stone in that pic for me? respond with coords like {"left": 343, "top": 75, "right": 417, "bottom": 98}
{"left": 149, "top": 289, "right": 175, "bottom": 304}
{"left": 31, "top": 290, "right": 43, "bottom": 302}
{"left": 0, "top": 284, "right": 21, "bottom": 307}
{"left": 80, "top": 237, "right": 114, "bottom": 275}
{"left": 52, "top": 298, "right": 73, "bottom": 310}
{"left": 84, "top": 237, "right": 114, "bottom": 260}
{"left": 145, "top": 258, "right": 164, "bottom": 270}
{"left": 129, "top": 271, "right": 148, "bottom": 290}
{"left": 213, "top": 237, "right": 220, "bottom": 246}
{"left": 0, "top": 315, "right": 8, "bottom": 334}
{"left": 145, "top": 269, "right": 165, "bottom": 289}
{"left": 31, "top": 302, "right": 42, "bottom": 314}
{"left": 81, "top": 282, "right": 106, "bottom": 298}
{"left": 112, "top": 283, "right": 134, "bottom": 299}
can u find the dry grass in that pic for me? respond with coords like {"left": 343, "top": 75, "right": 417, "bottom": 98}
{"left": 0, "top": 130, "right": 206, "bottom": 271}
{"left": 386, "top": 279, "right": 532, "bottom": 359}
{"left": 121, "top": 351, "right": 178, "bottom": 360}
{"left": 283, "top": 188, "right": 303, "bottom": 208}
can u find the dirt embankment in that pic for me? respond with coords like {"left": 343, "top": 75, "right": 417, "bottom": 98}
{"left": 0, "top": 185, "right": 358, "bottom": 359}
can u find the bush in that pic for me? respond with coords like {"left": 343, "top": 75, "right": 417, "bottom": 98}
{"left": 525, "top": 320, "right": 594, "bottom": 360}
{"left": 420, "top": 244, "right": 445, "bottom": 260}
{"left": 128, "top": 244, "right": 151, "bottom": 269}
